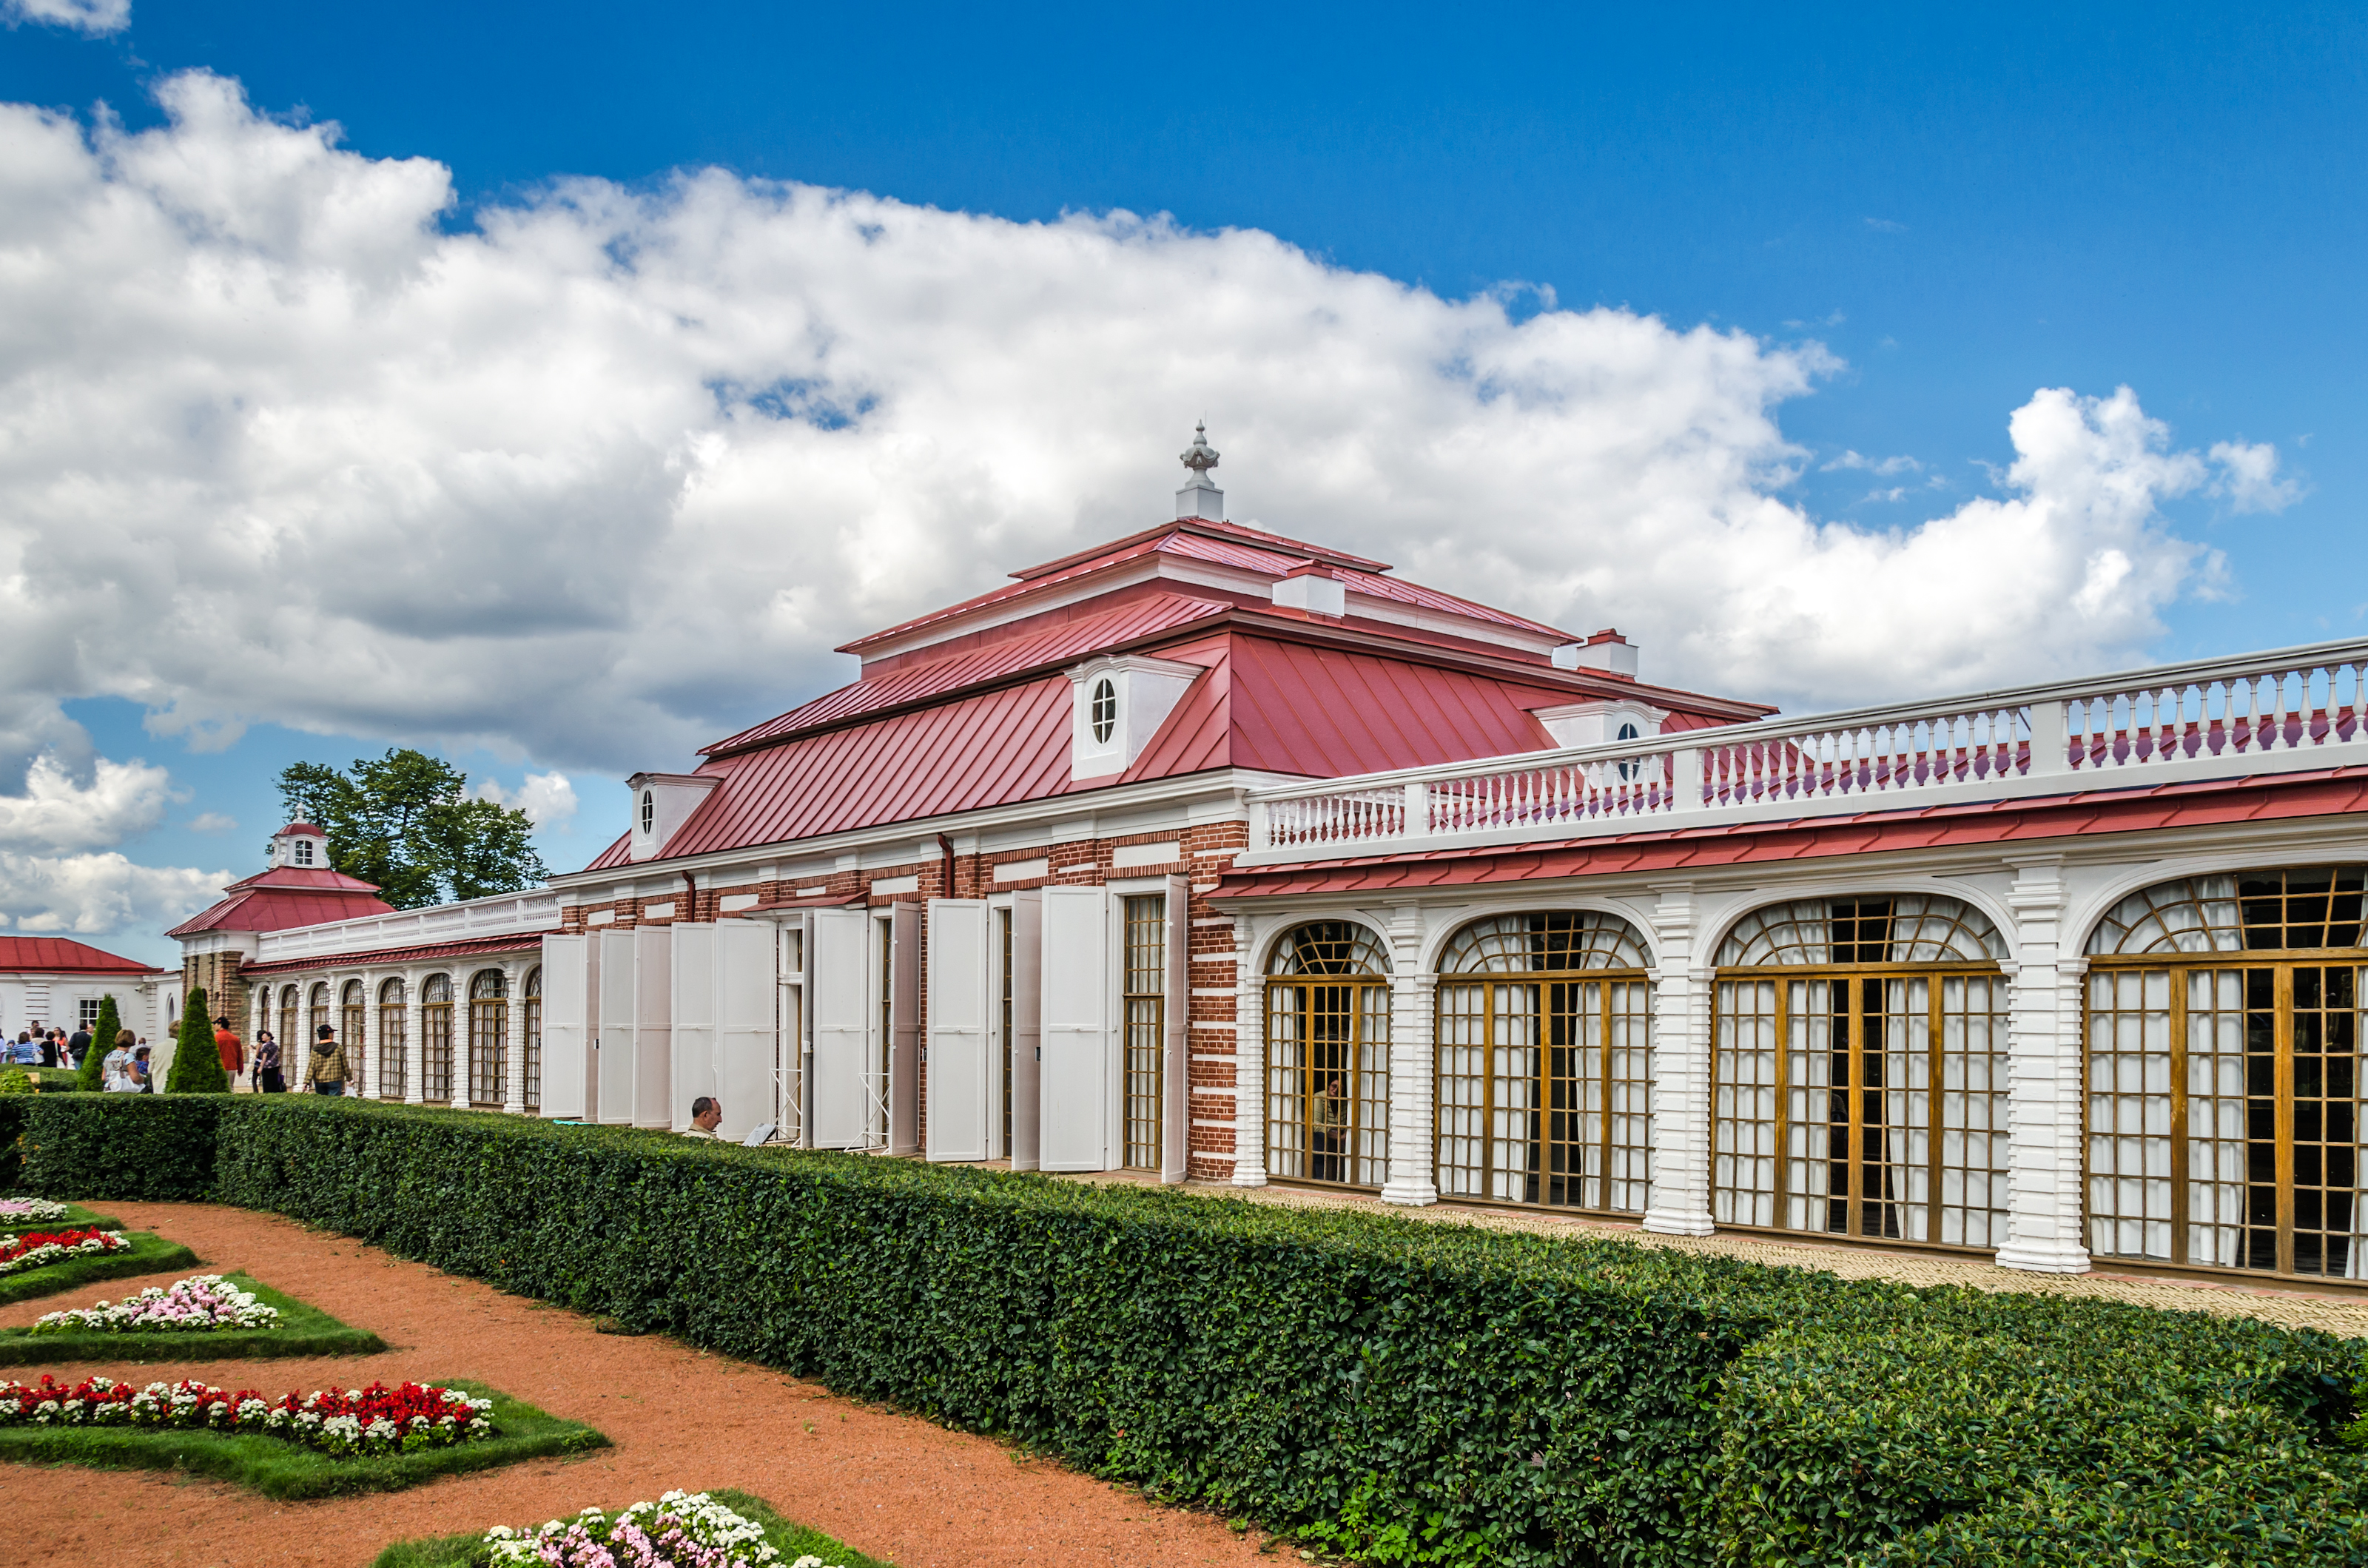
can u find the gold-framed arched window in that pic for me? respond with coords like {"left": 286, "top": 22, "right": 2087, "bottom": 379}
{"left": 1436, "top": 911, "right": 1653, "bottom": 1212}
{"left": 377, "top": 978, "right": 407, "bottom": 1101}
{"left": 340, "top": 980, "right": 365, "bottom": 1075}
{"left": 1712, "top": 895, "right": 2009, "bottom": 1249}
{"left": 1265, "top": 921, "right": 1391, "bottom": 1189}
{"left": 2087, "top": 865, "right": 2366, "bottom": 1281}
{"left": 468, "top": 969, "right": 507, "bottom": 1108}
{"left": 420, "top": 974, "right": 454, "bottom": 1103}
{"left": 277, "top": 985, "right": 298, "bottom": 1059}
{"left": 522, "top": 966, "right": 542, "bottom": 1114}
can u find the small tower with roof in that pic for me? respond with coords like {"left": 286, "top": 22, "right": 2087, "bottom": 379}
{"left": 267, "top": 821, "right": 332, "bottom": 869}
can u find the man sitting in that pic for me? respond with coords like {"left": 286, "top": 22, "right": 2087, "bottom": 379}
{"left": 682, "top": 1096, "right": 723, "bottom": 1140}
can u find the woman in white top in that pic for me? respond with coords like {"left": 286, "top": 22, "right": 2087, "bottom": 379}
{"left": 101, "top": 1030, "right": 138, "bottom": 1092}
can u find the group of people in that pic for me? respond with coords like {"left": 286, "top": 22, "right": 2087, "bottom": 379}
{"left": 3, "top": 1022, "right": 90, "bottom": 1070}
{"left": 209, "top": 1017, "right": 349, "bottom": 1095}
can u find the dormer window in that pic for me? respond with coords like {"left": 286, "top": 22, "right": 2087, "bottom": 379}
{"left": 639, "top": 790, "right": 655, "bottom": 835}
{"left": 1091, "top": 679, "right": 1117, "bottom": 744}
{"left": 1530, "top": 699, "right": 1670, "bottom": 754}
{"left": 292, "top": 838, "right": 314, "bottom": 866}
{"left": 625, "top": 772, "right": 721, "bottom": 863}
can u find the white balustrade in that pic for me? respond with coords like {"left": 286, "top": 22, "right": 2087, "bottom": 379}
{"left": 255, "top": 889, "right": 562, "bottom": 964}
{"left": 1240, "top": 639, "right": 2368, "bottom": 865}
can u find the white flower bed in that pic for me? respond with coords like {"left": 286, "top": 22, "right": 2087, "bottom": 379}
{"left": 0, "top": 1199, "right": 71, "bottom": 1227}
{"left": 30, "top": 1275, "right": 279, "bottom": 1335}
{"left": 485, "top": 1490, "right": 841, "bottom": 1568}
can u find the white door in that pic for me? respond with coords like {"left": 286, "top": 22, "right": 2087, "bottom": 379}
{"left": 631, "top": 926, "right": 673, "bottom": 1128}
{"left": 808, "top": 906, "right": 870, "bottom": 1148}
{"left": 669, "top": 923, "right": 717, "bottom": 1132}
{"left": 596, "top": 929, "right": 638, "bottom": 1125}
{"left": 539, "top": 934, "right": 596, "bottom": 1120}
{"left": 926, "top": 899, "right": 992, "bottom": 1161}
{"left": 715, "top": 920, "right": 776, "bottom": 1143}
{"left": 1040, "top": 885, "right": 1114, "bottom": 1172}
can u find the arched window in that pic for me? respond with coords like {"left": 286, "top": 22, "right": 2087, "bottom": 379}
{"left": 377, "top": 978, "right": 407, "bottom": 1101}
{"left": 420, "top": 974, "right": 454, "bottom": 1103}
{"left": 1712, "top": 895, "right": 2008, "bottom": 1250}
{"left": 340, "top": 980, "right": 365, "bottom": 1080}
{"left": 522, "top": 966, "right": 542, "bottom": 1114}
{"left": 2087, "top": 866, "right": 2366, "bottom": 1280}
{"left": 1436, "top": 912, "right": 1653, "bottom": 1212}
{"left": 1090, "top": 677, "right": 1117, "bottom": 744}
{"left": 639, "top": 790, "right": 655, "bottom": 835}
{"left": 467, "top": 969, "right": 507, "bottom": 1108}
{"left": 278, "top": 985, "right": 298, "bottom": 1058}
{"left": 1265, "top": 921, "right": 1390, "bottom": 1188}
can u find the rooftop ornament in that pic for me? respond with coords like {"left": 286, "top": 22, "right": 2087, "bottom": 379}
{"left": 1175, "top": 420, "right": 1226, "bottom": 522}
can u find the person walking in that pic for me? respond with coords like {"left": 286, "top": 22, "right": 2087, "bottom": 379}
{"left": 66, "top": 1021, "right": 90, "bottom": 1070}
{"left": 132, "top": 1043, "right": 153, "bottom": 1092}
{"left": 212, "top": 1017, "right": 244, "bottom": 1086}
{"left": 303, "top": 1023, "right": 349, "bottom": 1097}
{"left": 35, "top": 1029, "right": 54, "bottom": 1069}
{"left": 254, "top": 1031, "right": 283, "bottom": 1094}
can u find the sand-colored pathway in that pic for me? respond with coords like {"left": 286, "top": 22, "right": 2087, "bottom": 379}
{"left": 0, "top": 1202, "right": 1282, "bottom": 1568}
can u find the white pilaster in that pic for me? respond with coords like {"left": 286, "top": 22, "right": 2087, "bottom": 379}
{"left": 1380, "top": 906, "right": 1438, "bottom": 1205}
{"left": 358, "top": 973, "right": 380, "bottom": 1100}
{"left": 1643, "top": 884, "right": 1716, "bottom": 1236}
{"left": 501, "top": 958, "right": 528, "bottom": 1115}
{"left": 403, "top": 967, "right": 427, "bottom": 1106}
{"left": 1995, "top": 858, "right": 2093, "bottom": 1274}
{"left": 1231, "top": 918, "right": 1266, "bottom": 1187}
{"left": 297, "top": 981, "right": 318, "bottom": 1087}
{"left": 249, "top": 986, "right": 267, "bottom": 1090}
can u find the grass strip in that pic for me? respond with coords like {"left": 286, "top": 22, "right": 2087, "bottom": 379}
{"left": 0, "top": 1271, "right": 385, "bottom": 1365}
{"left": 1, "top": 1204, "right": 124, "bottom": 1234}
{"left": 0, "top": 1233, "right": 200, "bottom": 1307}
{"left": 372, "top": 1486, "right": 895, "bottom": 1568}
{"left": 0, "top": 1377, "right": 605, "bottom": 1500}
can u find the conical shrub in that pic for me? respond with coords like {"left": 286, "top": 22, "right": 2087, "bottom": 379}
{"left": 166, "top": 987, "right": 228, "bottom": 1094}
{"left": 74, "top": 995, "right": 120, "bottom": 1091}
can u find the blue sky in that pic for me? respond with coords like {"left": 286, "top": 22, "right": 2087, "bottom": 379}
{"left": 2, "top": 1, "right": 2364, "bottom": 962}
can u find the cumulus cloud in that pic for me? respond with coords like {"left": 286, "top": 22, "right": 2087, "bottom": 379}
{"left": 0, "top": 753, "right": 172, "bottom": 852}
{"left": 2, "top": 0, "right": 127, "bottom": 36}
{"left": 471, "top": 771, "right": 578, "bottom": 831}
{"left": 0, "top": 68, "right": 2301, "bottom": 799}
{"left": 0, "top": 852, "right": 221, "bottom": 936}
{"left": 1824, "top": 450, "right": 1922, "bottom": 476}
{"left": 2207, "top": 440, "right": 2303, "bottom": 514}
{"left": 186, "top": 811, "right": 235, "bottom": 833}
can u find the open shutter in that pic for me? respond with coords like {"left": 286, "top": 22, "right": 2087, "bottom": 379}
{"left": 926, "top": 899, "right": 992, "bottom": 1160}
{"left": 1010, "top": 889, "right": 1043, "bottom": 1171}
{"left": 808, "top": 906, "right": 870, "bottom": 1148}
{"left": 1163, "top": 874, "right": 1191, "bottom": 1183}
{"left": 631, "top": 926, "right": 673, "bottom": 1128}
{"left": 539, "top": 934, "right": 596, "bottom": 1120}
{"left": 596, "top": 929, "right": 638, "bottom": 1125}
{"left": 714, "top": 920, "right": 775, "bottom": 1143}
{"left": 668, "top": 923, "right": 717, "bottom": 1133}
{"left": 1040, "top": 884, "right": 1113, "bottom": 1172}
{"left": 889, "top": 902, "right": 922, "bottom": 1154}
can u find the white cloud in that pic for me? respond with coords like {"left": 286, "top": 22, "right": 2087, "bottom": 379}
{"left": 2207, "top": 440, "right": 2303, "bottom": 514}
{"left": 2, "top": 0, "right": 128, "bottom": 36}
{"left": 471, "top": 770, "right": 578, "bottom": 831}
{"left": 0, "top": 753, "right": 172, "bottom": 852}
{"left": 0, "top": 851, "right": 222, "bottom": 936}
{"left": 186, "top": 811, "right": 235, "bottom": 833}
{"left": 1824, "top": 450, "right": 1922, "bottom": 476}
{"left": 0, "top": 68, "right": 2289, "bottom": 793}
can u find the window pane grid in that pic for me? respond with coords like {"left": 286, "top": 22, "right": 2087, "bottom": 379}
{"left": 377, "top": 979, "right": 406, "bottom": 1101}
{"left": 1266, "top": 980, "right": 1389, "bottom": 1188}
{"left": 1712, "top": 978, "right": 1778, "bottom": 1226}
{"left": 1123, "top": 895, "right": 1165, "bottom": 1171}
{"left": 420, "top": 975, "right": 452, "bottom": 1103}
{"left": 522, "top": 967, "right": 541, "bottom": 1111}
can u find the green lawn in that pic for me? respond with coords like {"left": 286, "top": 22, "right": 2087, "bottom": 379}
{"left": 0, "top": 1379, "right": 607, "bottom": 1500}
{"left": 0, "top": 1271, "right": 384, "bottom": 1365}
{"left": 0, "top": 1232, "right": 201, "bottom": 1307}
{"left": 1, "top": 1202, "right": 124, "bottom": 1232}
{"left": 373, "top": 1487, "right": 895, "bottom": 1568}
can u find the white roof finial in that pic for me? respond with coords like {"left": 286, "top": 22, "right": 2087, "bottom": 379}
{"left": 1175, "top": 421, "right": 1225, "bottom": 521}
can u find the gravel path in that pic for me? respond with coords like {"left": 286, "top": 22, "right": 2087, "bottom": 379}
{"left": 0, "top": 1202, "right": 1281, "bottom": 1568}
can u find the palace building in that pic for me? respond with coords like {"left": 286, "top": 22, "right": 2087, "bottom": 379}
{"left": 178, "top": 429, "right": 2368, "bottom": 1291}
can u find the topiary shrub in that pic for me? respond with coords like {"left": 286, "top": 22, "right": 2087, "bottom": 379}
{"left": 164, "top": 989, "right": 228, "bottom": 1094}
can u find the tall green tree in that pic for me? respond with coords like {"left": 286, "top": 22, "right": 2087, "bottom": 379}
{"left": 278, "top": 749, "right": 548, "bottom": 909}
{"left": 75, "top": 995, "right": 119, "bottom": 1091}
{"left": 165, "top": 989, "right": 228, "bottom": 1094}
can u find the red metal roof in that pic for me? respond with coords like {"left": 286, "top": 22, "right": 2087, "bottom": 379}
{"left": 0, "top": 937, "right": 165, "bottom": 975}
{"left": 240, "top": 932, "right": 547, "bottom": 978}
{"left": 1226, "top": 636, "right": 1561, "bottom": 776}
{"left": 165, "top": 865, "right": 395, "bottom": 939}
{"left": 1210, "top": 767, "right": 2368, "bottom": 900}
{"left": 706, "top": 592, "right": 1232, "bottom": 756}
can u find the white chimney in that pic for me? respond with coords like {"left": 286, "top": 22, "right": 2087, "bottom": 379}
{"left": 1552, "top": 629, "right": 1639, "bottom": 679}
{"left": 1271, "top": 563, "right": 1345, "bottom": 617}
{"left": 1175, "top": 421, "right": 1225, "bottom": 521}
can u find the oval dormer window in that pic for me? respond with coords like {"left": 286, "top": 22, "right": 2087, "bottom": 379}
{"left": 1091, "top": 678, "right": 1117, "bottom": 745}
{"left": 1615, "top": 721, "right": 1642, "bottom": 781}
{"left": 293, "top": 837, "right": 314, "bottom": 866}
{"left": 639, "top": 789, "right": 655, "bottom": 835}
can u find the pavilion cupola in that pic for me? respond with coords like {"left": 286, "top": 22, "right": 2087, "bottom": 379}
{"left": 1175, "top": 421, "right": 1225, "bottom": 522}
{"left": 266, "top": 821, "right": 331, "bottom": 869}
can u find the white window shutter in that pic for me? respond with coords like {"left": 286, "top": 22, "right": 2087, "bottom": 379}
{"left": 1009, "top": 889, "right": 1043, "bottom": 1171}
{"left": 668, "top": 923, "right": 717, "bottom": 1133}
{"left": 889, "top": 902, "right": 922, "bottom": 1155}
{"left": 538, "top": 934, "right": 596, "bottom": 1121}
{"left": 1163, "top": 874, "right": 1190, "bottom": 1183}
{"left": 1040, "top": 884, "right": 1113, "bottom": 1171}
{"left": 713, "top": 920, "right": 776, "bottom": 1144}
{"left": 808, "top": 907, "right": 870, "bottom": 1148}
{"left": 596, "top": 929, "right": 638, "bottom": 1125}
{"left": 926, "top": 899, "right": 992, "bottom": 1161}
{"left": 631, "top": 926, "right": 673, "bottom": 1128}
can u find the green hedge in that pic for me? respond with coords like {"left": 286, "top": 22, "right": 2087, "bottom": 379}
{"left": 12, "top": 1094, "right": 2364, "bottom": 1567}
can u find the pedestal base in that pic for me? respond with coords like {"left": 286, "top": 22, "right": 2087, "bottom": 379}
{"left": 1993, "top": 1239, "right": 2093, "bottom": 1275}
{"left": 1379, "top": 1177, "right": 1439, "bottom": 1208}
{"left": 1641, "top": 1206, "right": 1717, "bottom": 1237}
{"left": 1231, "top": 1171, "right": 1268, "bottom": 1188}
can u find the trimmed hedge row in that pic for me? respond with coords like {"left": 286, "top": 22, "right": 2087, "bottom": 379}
{"left": 14, "top": 1094, "right": 2365, "bottom": 1567}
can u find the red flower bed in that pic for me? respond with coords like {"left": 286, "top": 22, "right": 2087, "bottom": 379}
{"left": 0, "top": 1373, "right": 497, "bottom": 1456}
{"left": 0, "top": 1228, "right": 129, "bottom": 1276}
